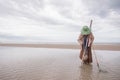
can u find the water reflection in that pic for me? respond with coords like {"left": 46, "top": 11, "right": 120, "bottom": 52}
{"left": 79, "top": 64, "right": 93, "bottom": 80}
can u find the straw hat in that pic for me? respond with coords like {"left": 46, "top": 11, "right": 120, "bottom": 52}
{"left": 81, "top": 26, "right": 91, "bottom": 35}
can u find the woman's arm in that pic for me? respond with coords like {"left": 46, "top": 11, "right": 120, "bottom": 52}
{"left": 88, "top": 32, "right": 94, "bottom": 47}
{"left": 77, "top": 34, "right": 83, "bottom": 45}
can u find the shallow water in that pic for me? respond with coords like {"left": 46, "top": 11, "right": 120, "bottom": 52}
{"left": 0, "top": 46, "right": 120, "bottom": 80}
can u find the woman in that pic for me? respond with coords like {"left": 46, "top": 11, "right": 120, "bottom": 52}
{"left": 77, "top": 26, "right": 94, "bottom": 64}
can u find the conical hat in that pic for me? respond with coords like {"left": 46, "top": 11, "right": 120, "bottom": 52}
{"left": 81, "top": 26, "right": 91, "bottom": 35}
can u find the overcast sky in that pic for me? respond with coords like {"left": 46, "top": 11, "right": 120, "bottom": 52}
{"left": 0, "top": 0, "right": 120, "bottom": 43}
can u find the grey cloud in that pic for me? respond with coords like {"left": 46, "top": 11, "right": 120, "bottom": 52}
{"left": 49, "top": 0, "right": 74, "bottom": 18}
{"left": 0, "top": 0, "right": 44, "bottom": 16}
{"left": 0, "top": 0, "right": 80, "bottom": 29}
{"left": 82, "top": 0, "right": 120, "bottom": 17}
{"left": 0, "top": 0, "right": 70, "bottom": 26}
{"left": 0, "top": 1, "right": 17, "bottom": 16}
{"left": 109, "top": 0, "right": 120, "bottom": 10}
{"left": 50, "top": 0, "right": 72, "bottom": 8}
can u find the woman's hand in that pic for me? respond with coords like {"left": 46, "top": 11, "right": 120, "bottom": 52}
{"left": 88, "top": 43, "right": 91, "bottom": 47}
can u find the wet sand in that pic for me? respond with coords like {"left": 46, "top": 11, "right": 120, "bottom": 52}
{"left": 0, "top": 46, "right": 120, "bottom": 80}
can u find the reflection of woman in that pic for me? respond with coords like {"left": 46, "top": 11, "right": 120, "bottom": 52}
{"left": 79, "top": 64, "right": 93, "bottom": 80}
{"left": 78, "top": 26, "right": 94, "bottom": 64}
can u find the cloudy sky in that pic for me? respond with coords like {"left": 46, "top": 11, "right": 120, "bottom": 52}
{"left": 0, "top": 0, "right": 120, "bottom": 43}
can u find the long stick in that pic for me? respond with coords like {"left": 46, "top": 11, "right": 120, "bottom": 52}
{"left": 90, "top": 20, "right": 101, "bottom": 72}
{"left": 90, "top": 20, "right": 93, "bottom": 29}
{"left": 93, "top": 45, "right": 101, "bottom": 71}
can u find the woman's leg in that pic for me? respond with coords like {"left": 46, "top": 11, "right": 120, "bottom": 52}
{"left": 87, "top": 46, "right": 92, "bottom": 63}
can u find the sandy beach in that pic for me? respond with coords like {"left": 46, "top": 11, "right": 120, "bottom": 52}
{"left": 0, "top": 45, "right": 120, "bottom": 80}
{"left": 0, "top": 43, "right": 120, "bottom": 51}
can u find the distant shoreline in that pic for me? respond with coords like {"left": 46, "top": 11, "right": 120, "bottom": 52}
{"left": 0, "top": 43, "right": 120, "bottom": 51}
